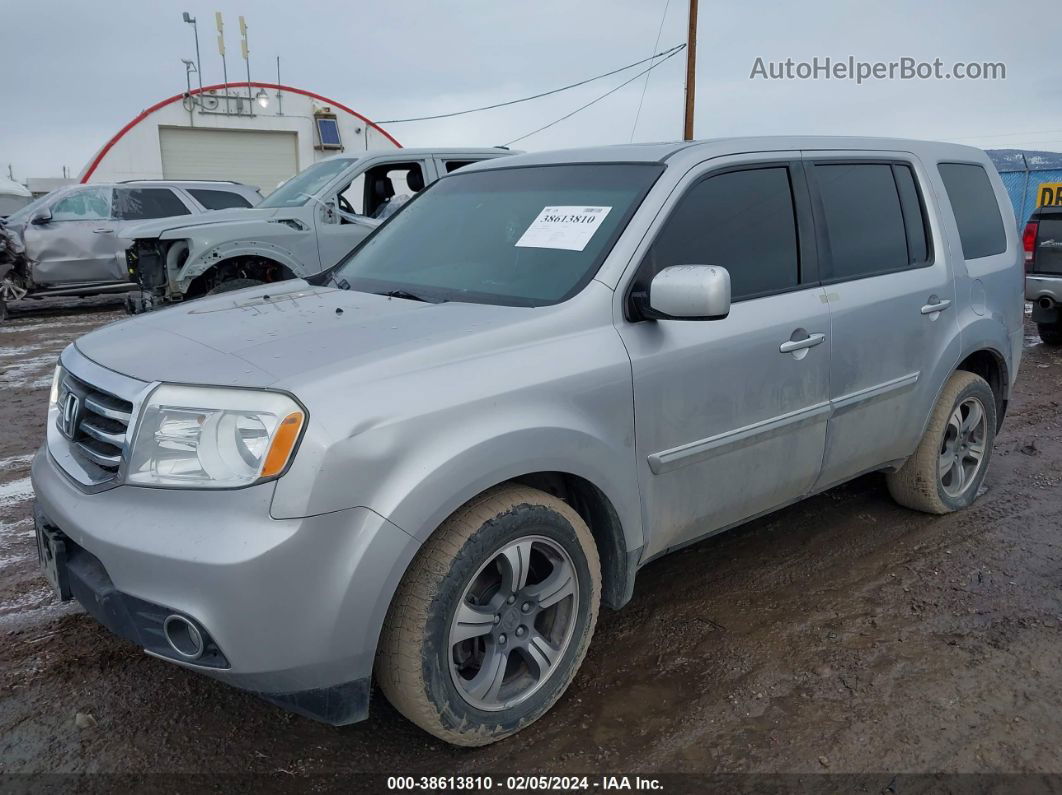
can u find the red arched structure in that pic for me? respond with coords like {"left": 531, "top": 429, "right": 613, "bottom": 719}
{"left": 80, "top": 82, "right": 401, "bottom": 183}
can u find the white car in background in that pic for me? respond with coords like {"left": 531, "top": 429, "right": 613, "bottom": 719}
{"left": 121, "top": 148, "right": 513, "bottom": 311}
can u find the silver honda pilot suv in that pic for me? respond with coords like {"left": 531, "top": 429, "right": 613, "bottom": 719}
{"left": 32, "top": 137, "right": 1023, "bottom": 746}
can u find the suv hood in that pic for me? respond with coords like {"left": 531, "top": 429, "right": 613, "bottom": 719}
{"left": 123, "top": 206, "right": 283, "bottom": 240}
{"left": 74, "top": 281, "right": 554, "bottom": 388}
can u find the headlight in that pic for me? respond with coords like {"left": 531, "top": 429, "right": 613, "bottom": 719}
{"left": 127, "top": 385, "right": 305, "bottom": 488}
{"left": 49, "top": 365, "right": 62, "bottom": 409}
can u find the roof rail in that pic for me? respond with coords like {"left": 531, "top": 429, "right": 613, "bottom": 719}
{"left": 117, "top": 179, "right": 243, "bottom": 185}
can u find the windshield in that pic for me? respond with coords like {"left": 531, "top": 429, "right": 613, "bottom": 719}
{"left": 259, "top": 158, "right": 356, "bottom": 208}
{"left": 332, "top": 163, "right": 662, "bottom": 307}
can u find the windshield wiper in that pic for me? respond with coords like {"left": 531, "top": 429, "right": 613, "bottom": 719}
{"left": 375, "top": 289, "right": 441, "bottom": 304}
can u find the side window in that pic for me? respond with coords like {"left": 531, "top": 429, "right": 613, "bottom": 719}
{"left": 188, "top": 188, "right": 253, "bottom": 210}
{"left": 893, "top": 165, "right": 929, "bottom": 265}
{"left": 114, "top": 188, "right": 191, "bottom": 220}
{"left": 337, "top": 174, "right": 366, "bottom": 216}
{"left": 814, "top": 163, "right": 910, "bottom": 281}
{"left": 938, "top": 163, "right": 1007, "bottom": 260}
{"left": 50, "top": 187, "right": 112, "bottom": 221}
{"left": 445, "top": 160, "right": 478, "bottom": 173}
{"left": 640, "top": 166, "right": 800, "bottom": 301}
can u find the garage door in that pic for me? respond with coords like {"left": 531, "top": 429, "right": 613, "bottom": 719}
{"left": 159, "top": 127, "right": 298, "bottom": 194}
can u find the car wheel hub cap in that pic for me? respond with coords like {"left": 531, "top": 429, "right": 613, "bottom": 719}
{"left": 448, "top": 534, "right": 578, "bottom": 712}
{"left": 939, "top": 396, "right": 987, "bottom": 498}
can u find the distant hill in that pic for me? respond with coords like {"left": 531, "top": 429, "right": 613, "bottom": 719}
{"left": 987, "top": 149, "right": 1062, "bottom": 171}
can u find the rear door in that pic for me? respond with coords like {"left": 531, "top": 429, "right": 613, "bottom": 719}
{"left": 806, "top": 154, "right": 960, "bottom": 490}
{"left": 25, "top": 186, "right": 120, "bottom": 285}
{"left": 618, "top": 155, "right": 831, "bottom": 558}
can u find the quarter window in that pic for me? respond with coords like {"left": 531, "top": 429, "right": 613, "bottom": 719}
{"left": 640, "top": 166, "right": 800, "bottom": 301}
{"left": 938, "top": 163, "right": 1007, "bottom": 260}
{"left": 188, "top": 188, "right": 254, "bottom": 210}
{"left": 815, "top": 163, "right": 910, "bottom": 281}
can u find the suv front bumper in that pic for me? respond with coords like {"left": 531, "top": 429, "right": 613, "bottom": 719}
{"left": 31, "top": 446, "right": 420, "bottom": 725}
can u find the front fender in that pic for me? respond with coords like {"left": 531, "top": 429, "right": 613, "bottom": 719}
{"left": 176, "top": 237, "right": 311, "bottom": 291}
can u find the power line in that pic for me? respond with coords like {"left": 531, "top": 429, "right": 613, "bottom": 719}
{"left": 503, "top": 44, "right": 687, "bottom": 147}
{"left": 630, "top": 0, "right": 672, "bottom": 143}
{"left": 376, "top": 43, "right": 685, "bottom": 124}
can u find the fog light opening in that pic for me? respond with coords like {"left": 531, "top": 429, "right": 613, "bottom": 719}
{"left": 1038, "top": 297, "right": 1055, "bottom": 310}
{"left": 163, "top": 614, "right": 204, "bottom": 660}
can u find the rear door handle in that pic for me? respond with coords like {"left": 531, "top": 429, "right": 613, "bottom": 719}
{"left": 92, "top": 228, "right": 115, "bottom": 234}
{"left": 779, "top": 333, "right": 826, "bottom": 354}
{"left": 920, "top": 298, "right": 951, "bottom": 315}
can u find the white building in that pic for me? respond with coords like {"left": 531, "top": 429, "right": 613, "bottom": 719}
{"left": 0, "top": 178, "right": 32, "bottom": 215}
{"left": 79, "top": 81, "right": 401, "bottom": 193}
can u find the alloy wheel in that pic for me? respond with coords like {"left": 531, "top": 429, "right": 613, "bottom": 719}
{"left": 448, "top": 535, "right": 579, "bottom": 712}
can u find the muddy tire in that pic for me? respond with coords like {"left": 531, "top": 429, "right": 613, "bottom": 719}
{"left": 376, "top": 485, "right": 601, "bottom": 746}
{"left": 887, "top": 371, "right": 996, "bottom": 514}
{"left": 1038, "top": 322, "right": 1062, "bottom": 346}
{"left": 207, "top": 278, "right": 263, "bottom": 295}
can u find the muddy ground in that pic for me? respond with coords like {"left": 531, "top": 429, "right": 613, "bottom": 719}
{"left": 0, "top": 296, "right": 1059, "bottom": 782}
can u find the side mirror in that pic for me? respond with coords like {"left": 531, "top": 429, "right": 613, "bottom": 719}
{"left": 637, "top": 265, "right": 731, "bottom": 321}
{"left": 31, "top": 208, "right": 52, "bottom": 225}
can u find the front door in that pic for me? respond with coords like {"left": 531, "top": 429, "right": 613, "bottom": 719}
{"left": 618, "top": 158, "right": 831, "bottom": 558}
{"left": 315, "top": 159, "right": 435, "bottom": 269}
{"left": 25, "top": 186, "right": 121, "bottom": 285}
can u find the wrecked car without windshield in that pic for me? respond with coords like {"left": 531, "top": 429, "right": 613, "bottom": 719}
{"left": 123, "top": 148, "right": 512, "bottom": 312}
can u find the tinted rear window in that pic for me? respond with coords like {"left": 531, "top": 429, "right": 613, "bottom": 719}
{"left": 188, "top": 188, "right": 253, "bottom": 210}
{"left": 938, "top": 163, "right": 1007, "bottom": 260}
{"left": 816, "top": 163, "right": 909, "bottom": 281}
{"left": 1034, "top": 217, "right": 1062, "bottom": 274}
{"left": 114, "top": 188, "right": 190, "bottom": 220}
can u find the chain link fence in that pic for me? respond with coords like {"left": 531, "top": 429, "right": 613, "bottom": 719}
{"left": 988, "top": 150, "right": 1062, "bottom": 228}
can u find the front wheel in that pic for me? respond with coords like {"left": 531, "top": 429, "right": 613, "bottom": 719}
{"left": 1038, "top": 322, "right": 1062, "bottom": 346}
{"left": 376, "top": 485, "right": 601, "bottom": 746}
{"left": 886, "top": 371, "right": 996, "bottom": 514}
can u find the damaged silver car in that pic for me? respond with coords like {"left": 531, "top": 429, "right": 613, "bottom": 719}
{"left": 122, "top": 148, "right": 512, "bottom": 312}
{"left": 0, "top": 181, "right": 260, "bottom": 322}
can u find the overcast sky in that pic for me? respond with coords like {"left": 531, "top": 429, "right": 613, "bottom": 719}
{"left": 2, "top": 0, "right": 1061, "bottom": 180}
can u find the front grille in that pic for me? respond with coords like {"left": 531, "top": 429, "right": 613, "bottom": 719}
{"left": 56, "top": 370, "right": 133, "bottom": 477}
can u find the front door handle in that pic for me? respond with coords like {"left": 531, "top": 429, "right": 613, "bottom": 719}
{"left": 779, "top": 332, "right": 826, "bottom": 354}
{"left": 920, "top": 298, "right": 952, "bottom": 315}
{"left": 92, "top": 227, "right": 115, "bottom": 234}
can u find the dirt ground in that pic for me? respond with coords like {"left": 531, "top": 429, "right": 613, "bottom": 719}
{"left": 0, "top": 296, "right": 1059, "bottom": 782}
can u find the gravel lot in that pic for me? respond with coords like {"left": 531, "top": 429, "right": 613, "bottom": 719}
{"left": 0, "top": 297, "right": 1059, "bottom": 781}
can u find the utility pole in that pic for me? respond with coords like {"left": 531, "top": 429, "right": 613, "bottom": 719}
{"left": 182, "top": 13, "right": 203, "bottom": 94}
{"left": 683, "top": 0, "right": 698, "bottom": 141}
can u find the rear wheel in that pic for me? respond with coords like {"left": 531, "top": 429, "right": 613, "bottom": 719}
{"left": 376, "top": 485, "right": 601, "bottom": 746}
{"left": 886, "top": 371, "right": 996, "bottom": 514}
{"left": 1038, "top": 322, "right": 1062, "bottom": 346}
{"left": 207, "top": 278, "right": 264, "bottom": 295}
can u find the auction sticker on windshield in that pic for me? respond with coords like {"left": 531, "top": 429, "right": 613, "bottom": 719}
{"left": 515, "top": 206, "right": 612, "bottom": 251}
